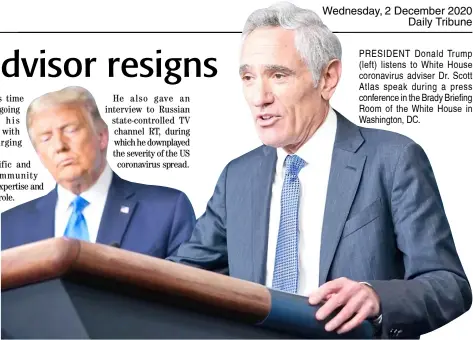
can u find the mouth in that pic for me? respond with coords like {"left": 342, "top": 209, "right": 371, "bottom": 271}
{"left": 57, "top": 158, "right": 75, "bottom": 167}
{"left": 256, "top": 114, "right": 281, "bottom": 127}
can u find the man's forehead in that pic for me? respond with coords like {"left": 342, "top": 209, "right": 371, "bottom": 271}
{"left": 244, "top": 26, "right": 295, "bottom": 42}
{"left": 240, "top": 27, "right": 302, "bottom": 65}
{"left": 242, "top": 27, "right": 295, "bottom": 51}
{"left": 36, "top": 104, "right": 85, "bottom": 118}
{"left": 31, "top": 104, "right": 87, "bottom": 128}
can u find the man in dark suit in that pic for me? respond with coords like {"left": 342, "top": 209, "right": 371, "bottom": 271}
{"left": 1, "top": 86, "right": 195, "bottom": 258}
{"left": 168, "top": 2, "right": 471, "bottom": 338}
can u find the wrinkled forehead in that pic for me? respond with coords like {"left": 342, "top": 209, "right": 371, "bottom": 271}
{"left": 240, "top": 27, "right": 303, "bottom": 69}
{"left": 29, "top": 104, "right": 91, "bottom": 131}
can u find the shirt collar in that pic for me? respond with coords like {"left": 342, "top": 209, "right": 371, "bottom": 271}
{"left": 56, "top": 164, "right": 113, "bottom": 211}
{"left": 276, "top": 107, "right": 337, "bottom": 173}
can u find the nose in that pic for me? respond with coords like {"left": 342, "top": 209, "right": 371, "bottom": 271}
{"left": 251, "top": 78, "right": 274, "bottom": 108}
{"left": 50, "top": 132, "right": 68, "bottom": 153}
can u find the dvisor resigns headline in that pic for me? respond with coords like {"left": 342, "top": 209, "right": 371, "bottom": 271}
{"left": 0, "top": 49, "right": 218, "bottom": 85}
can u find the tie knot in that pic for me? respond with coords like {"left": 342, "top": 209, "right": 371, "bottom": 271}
{"left": 71, "top": 196, "right": 89, "bottom": 213}
{"left": 284, "top": 154, "right": 306, "bottom": 177}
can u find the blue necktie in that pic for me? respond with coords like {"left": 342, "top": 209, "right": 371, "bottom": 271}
{"left": 272, "top": 154, "right": 306, "bottom": 293}
{"left": 64, "top": 196, "right": 90, "bottom": 241}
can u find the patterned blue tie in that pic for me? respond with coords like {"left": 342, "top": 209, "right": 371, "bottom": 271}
{"left": 272, "top": 154, "right": 306, "bottom": 293}
{"left": 64, "top": 196, "right": 90, "bottom": 241}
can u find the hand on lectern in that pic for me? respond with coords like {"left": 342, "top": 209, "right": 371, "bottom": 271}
{"left": 308, "top": 277, "right": 381, "bottom": 334}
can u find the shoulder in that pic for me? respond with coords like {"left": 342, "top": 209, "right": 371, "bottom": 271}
{"left": 227, "top": 145, "right": 272, "bottom": 169}
{"left": 340, "top": 113, "right": 421, "bottom": 161}
{"left": 360, "top": 126, "right": 415, "bottom": 149}
{"left": 359, "top": 126, "right": 418, "bottom": 163}
{"left": 1, "top": 195, "right": 45, "bottom": 222}
{"left": 112, "top": 174, "right": 190, "bottom": 203}
{"left": 339, "top": 113, "right": 416, "bottom": 152}
{"left": 358, "top": 126, "right": 426, "bottom": 168}
{"left": 337, "top": 113, "right": 427, "bottom": 172}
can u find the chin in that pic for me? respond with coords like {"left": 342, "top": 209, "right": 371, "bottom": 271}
{"left": 58, "top": 167, "right": 85, "bottom": 183}
{"left": 258, "top": 134, "right": 286, "bottom": 148}
{"left": 256, "top": 124, "right": 289, "bottom": 147}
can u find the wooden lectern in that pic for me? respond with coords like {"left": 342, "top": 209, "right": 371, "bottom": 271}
{"left": 1, "top": 238, "right": 373, "bottom": 338}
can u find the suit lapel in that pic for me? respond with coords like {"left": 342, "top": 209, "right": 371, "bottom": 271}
{"left": 33, "top": 189, "right": 57, "bottom": 242}
{"left": 251, "top": 146, "right": 277, "bottom": 284}
{"left": 96, "top": 174, "right": 137, "bottom": 246}
{"left": 319, "top": 113, "right": 366, "bottom": 285}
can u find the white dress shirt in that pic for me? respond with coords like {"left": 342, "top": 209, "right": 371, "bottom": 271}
{"left": 265, "top": 108, "right": 337, "bottom": 296}
{"left": 55, "top": 164, "right": 113, "bottom": 243}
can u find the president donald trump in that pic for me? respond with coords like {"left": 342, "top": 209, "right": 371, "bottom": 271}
{"left": 1, "top": 86, "right": 195, "bottom": 257}
{"left": 168, "top": 2, "right": 472, "bottom": 338}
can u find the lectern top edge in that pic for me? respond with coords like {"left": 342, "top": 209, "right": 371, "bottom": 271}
{"left": 2, "top": 237, "right": 271, "bottom": 322}
{"left": 1, "top": 237, "right": 374, "bottom": 338}
{"left": 1, "top": 237, "right": 81, "bottom": 290}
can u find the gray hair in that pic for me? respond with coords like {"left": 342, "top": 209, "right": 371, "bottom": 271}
{"left": 26, "top": 86, "right": 104, "bottom": 138}
{"left": 242, "top": 1, "right": 342, "bottom": 86}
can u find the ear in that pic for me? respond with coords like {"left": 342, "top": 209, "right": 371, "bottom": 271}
{"left": 97, "top": 123, "right": 109, "bottom": 151}
{"left": 319, "top": 59, "right": 342, "bottom": 101}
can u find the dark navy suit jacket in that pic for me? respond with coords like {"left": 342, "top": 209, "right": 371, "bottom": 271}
{"left": 1, "top": 172, "right": 196, "bottom": 258}
{"left": 168, "top": 112, "right": 472, "bottom": 338}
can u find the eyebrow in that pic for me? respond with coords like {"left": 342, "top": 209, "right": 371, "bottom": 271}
{"left": 239, "top": 64, "right": 250, "bottom": 75}
{"left": 36, "top": 122, "right": 79, "bottom": 135}
{"left": 239, "top": 64, "right": 296, "bottom": 76}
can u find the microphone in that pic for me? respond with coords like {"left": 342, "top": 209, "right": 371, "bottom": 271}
{"left": 109, "top": 242, "right": 121, "bottom": 248}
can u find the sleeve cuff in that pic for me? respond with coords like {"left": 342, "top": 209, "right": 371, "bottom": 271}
{"left": 359, "top": 281, "right": 383, "bottom": 332}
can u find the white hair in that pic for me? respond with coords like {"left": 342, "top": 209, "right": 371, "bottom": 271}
{"left": 242, "top": 1, "right": 342, "bottom": 86}
{"left": 26, "top": 86, "right": 104, "bottom": 138}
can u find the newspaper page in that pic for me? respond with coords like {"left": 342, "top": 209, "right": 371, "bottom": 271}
{"left": 0, "top": 0, "right": 471, "bottom": 338}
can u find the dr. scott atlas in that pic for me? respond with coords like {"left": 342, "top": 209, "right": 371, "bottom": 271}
{"left": 168, "top": 2, "right": 471, "bottom": 339}
{"left": 1, "top": 86, "right": 196, "bottom": 257}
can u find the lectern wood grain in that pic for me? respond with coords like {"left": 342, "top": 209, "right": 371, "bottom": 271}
{"left": 1, "top": 238, "right": 270, "bottom": 322}
{"left": 1, "top": 238, "right": 80, "bottom": 289}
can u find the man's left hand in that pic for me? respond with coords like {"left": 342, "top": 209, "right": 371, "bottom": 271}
{"left": 308, "top": 277, "right": 381, "bottom": 334}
